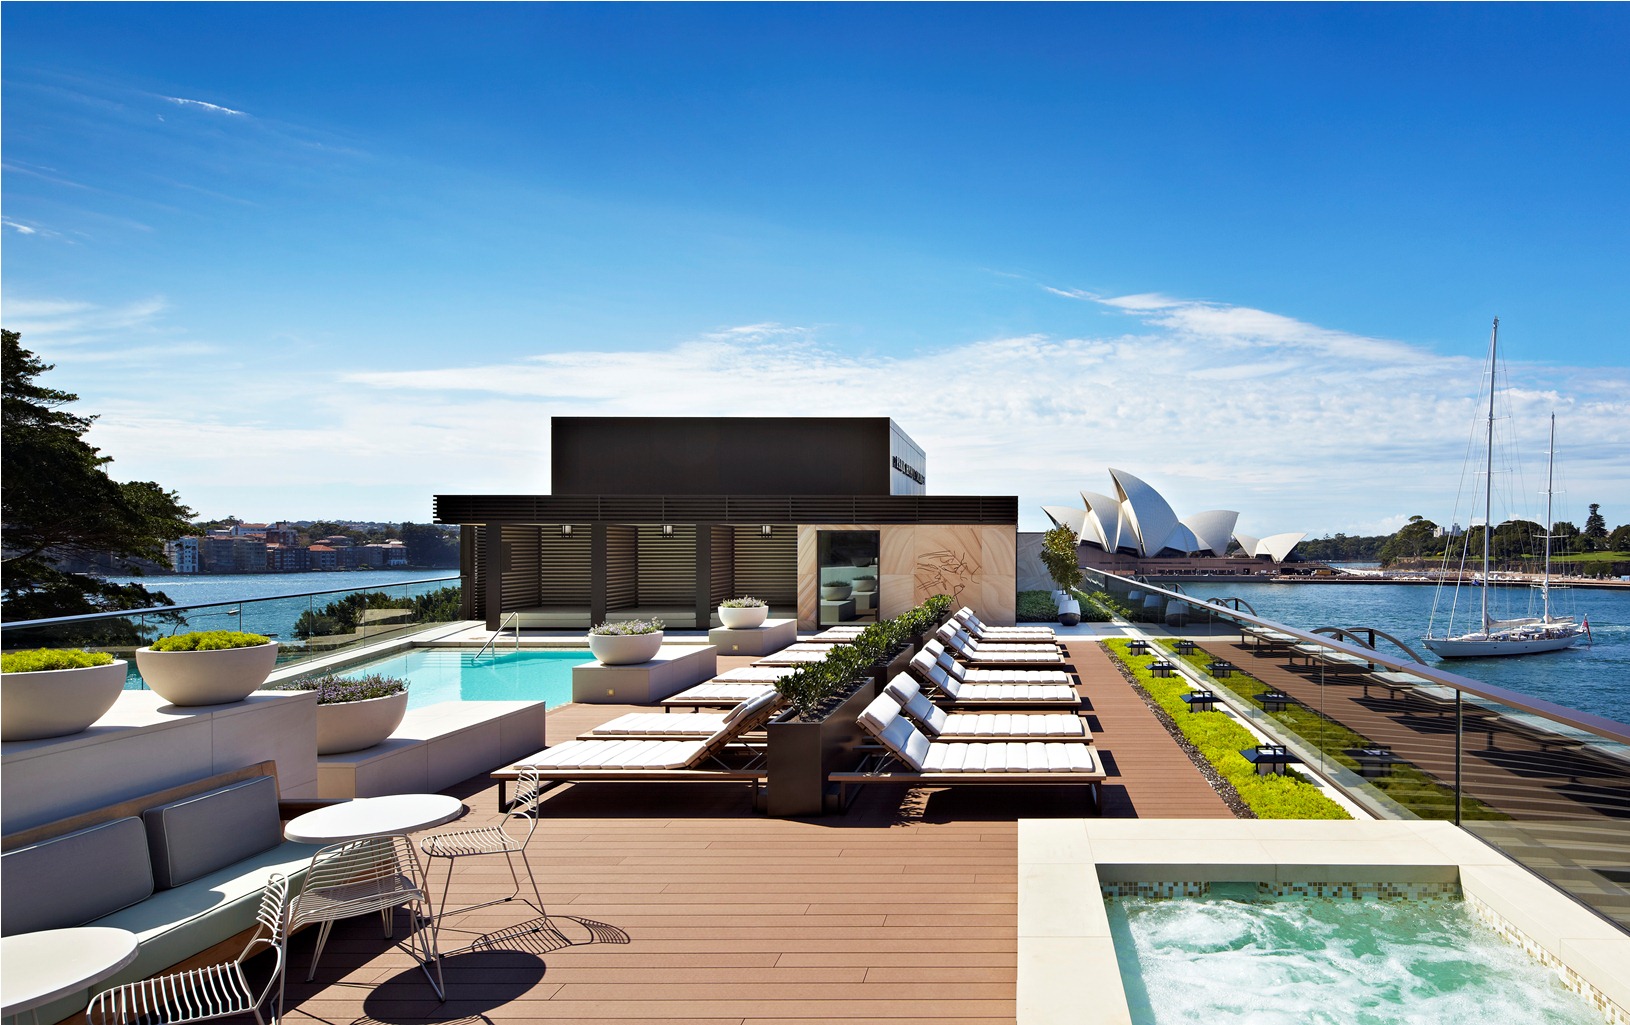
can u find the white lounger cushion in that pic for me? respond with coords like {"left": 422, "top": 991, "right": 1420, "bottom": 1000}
{"left": 865, "top": 703, "right": 1094, "bottom": 774}
{"left": 668, "top": 682, "right": 776, "bottom": 703}
{"left": 912, "top": 646, "right": 1070, "bottom": 685}
{"left": 881, "top": 679, "right": 1085, "bottom": 738}
{"left": 955, "top": 609, "right": 1055, "bottom": 639}
{"left": 527, "top": 738, "right": 709, "bottom": 770}
{"left": 715, "top": 666, "right": 797, "bottom": 682}
{"left": 755, "top": 649, "right": 828, "bottom": 664}
{"left": 905, "top": 653, "right": 1078, "bottom": 704}
{"left": 590, "top": 712, "right": 727, "bottom": 737}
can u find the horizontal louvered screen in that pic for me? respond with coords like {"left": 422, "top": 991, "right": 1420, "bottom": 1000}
{"left": 637, "top": 525, "right": 695, "bottom": 604}
{"left": 500, "top": 525, "right": 541, "bottom": 610}
{"left": 538, "top": 525, "right": 591, "bottom": 606}
{"left": 733, "top": 526, "right": 796, "bottom": 606}
{"left": 436, "top": 494, "right": 1017, "bottom": 525}
{"left": 606, "top": 526, "right": 638, "bottom": 611}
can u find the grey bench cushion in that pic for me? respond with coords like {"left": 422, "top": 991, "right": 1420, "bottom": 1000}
{"left": 1, "top": 816, "right": 154, "bottom": 934}
{"left": 142, "top": 776, "right": 283, "bottom": 890}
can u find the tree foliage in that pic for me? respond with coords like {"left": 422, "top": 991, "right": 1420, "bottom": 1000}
{"left": 1039, "top": 525, "right": 1084, "bottom": 592}
{"left": 399, "top": 522, "right": 460, "bottom": 567}
{"left": 1584, "top": 504, "right": 1608, "bottom": 549}
{"left": 2, "top": 330, "right": 193, "bottom": 619}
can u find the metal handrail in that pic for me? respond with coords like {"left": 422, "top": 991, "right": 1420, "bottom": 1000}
{"left": 1091, "top": 567, "right": 1630, "bottom": 745}
{"left": 474, "top": 611, "right": 521, "bottom": 660}
{"left": 0, "top": 575, "right": 460, "bottom": 632}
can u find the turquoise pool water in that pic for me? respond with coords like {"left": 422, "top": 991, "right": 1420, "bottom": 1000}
{"left": 1108, "top": 895, "right": 1600, "bottom": 1024}
{"left": 337, "top": 649, "right": 590, "bottom": 709}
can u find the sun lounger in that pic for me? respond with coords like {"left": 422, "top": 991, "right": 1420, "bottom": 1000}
{"left": 661, "top": 681, "right": 777, "bottom": 710}
{"left": 716, "top": 665, "right": 799, "bottom": 683}
{"left": 954, "top": 607, "right": 1057, "bottom": 640}
{"left": 932, "top": 626, "right": 1065, "bottom": 664}
{"left": 809, "top": 628, "right": 864, "bottom": 643}
{"left": 494, "top": 691, "right": 779, "bottom": 797}
{"left": 829, "top": 700, "right": 1102, "bottom": 809}
{"left": 590, "top": 693, "right": 784, "bottom": 739}
{"left": 919, "top": 642, "right": 1073, "bottom": 685}
{"left": 934, "top": 622, "right": 1059, "bottom": 653}
{"left": 879, "top": 679, "right": 1088, "bottom": 740}
{"left": 754, "top": 646, "right": 831, "bottom": 666}
{"left": 909, "top": 647, "right": 1080, "bottom": 708}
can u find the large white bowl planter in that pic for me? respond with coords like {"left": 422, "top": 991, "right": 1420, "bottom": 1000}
{"left": 134, "top": 642, "right": 280, "bottom": 706}
{"left": 718, "top": 604, "right": 768, "bottom": 629}
{"left": 0, "top": 660, "right": 128, "bottom": 741}
{"left": 316, "top": 690, "right": 410, "bottom": 754}
{"left": 589, "top": 632, "right": 663, "bottom": 665}
{"left": 821, "top": 583, "right": 852, "bottom": 601}
{"left": 852, "top": 578, "right": 877, "bottom": 594}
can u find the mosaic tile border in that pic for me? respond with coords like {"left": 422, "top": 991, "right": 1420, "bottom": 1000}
{"left": 1101, "top": 880, "right": 1462, "bottom": 901}
{"left": 1466, "top": 892, "right": 1627, "bottom": 1025}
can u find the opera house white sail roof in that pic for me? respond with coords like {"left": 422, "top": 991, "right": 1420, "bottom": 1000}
{"left": 1043, "top": 468, "right": 1306, "bottom": 563}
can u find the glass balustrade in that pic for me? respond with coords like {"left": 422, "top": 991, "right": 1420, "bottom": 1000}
{"left": 1078, "top": 566, "right": 1630, "bottom": 934}
{"left": 0, "top": 576, "right": 461, "bottom": 685}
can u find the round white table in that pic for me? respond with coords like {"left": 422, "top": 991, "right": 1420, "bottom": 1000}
{"left": 283, "top": 793, "right": 464, "bottom": 845}
{"left": 1, "top": 927, "right": 139, "bottom": 1018}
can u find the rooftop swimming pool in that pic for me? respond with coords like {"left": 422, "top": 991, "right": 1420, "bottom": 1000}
{"left": 336, "top": 648, "right": 589, "bottom": 709}
{"left": 1107, "top": 891, "right": 1601, "bottom": 1024}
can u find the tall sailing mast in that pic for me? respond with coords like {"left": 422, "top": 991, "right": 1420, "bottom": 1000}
{"left": 1542, "top": 412, "right": 1556, "bottom": 624}
{"left": 1480, "top": 318, "right": 1497, "bottom": 635}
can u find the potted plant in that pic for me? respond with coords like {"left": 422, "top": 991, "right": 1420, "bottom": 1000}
{"left": 852, "top": 575, "right": 878, "bottom": 594}
{"left": 1, "top": 648, "right": 129, "bottom": 741}
{"left": 767, "top": 642, "right": 877, "bottom": 816}
{"left": 588, "top": 618, "right": 664, "bottom": 665}
{"left": 135, "top": 630, "right": 279, "bottom": 706}
{"left": 820, "top": 580, "right": 852, "bottom": 601}
{"left": 272, "top": 672, "right": 409, "bottom": 754}
{"left": 718, "top": 596, "right": 769, "bottom": 629}
{"left": 1040, "top": 526, "right": 1085, "bottom": 626}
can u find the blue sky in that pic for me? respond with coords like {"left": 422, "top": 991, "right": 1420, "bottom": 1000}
{"left": 4, "top": 4, "right": 1627, "bottom": 535}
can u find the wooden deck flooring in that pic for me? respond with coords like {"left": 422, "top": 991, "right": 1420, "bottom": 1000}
{"left": 276, "top": 637, "right": 1231, "bottom": 1025}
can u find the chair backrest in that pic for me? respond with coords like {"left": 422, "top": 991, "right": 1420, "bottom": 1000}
{"left": 880, "top": 676, "right": 945, "bottom": 729}
{"left": 506, "top": 765, "right": 545, "bottom": 835}
{"left": 245, "top": 871, "right": 290, "bottom": 957}
{"left": 700, "top": 689, "right": 781, "bottom": 755}
{"left": 854, "top": 698, "right": 930, "bottom": 771}
{"left": 292, "top": 833, "right": 425, "bottom": 928}
{"left": 929, "top": 644, "right": 969, "bottom": 684}
{"left": 908, "top": 648, "right": 960, "bottom": 697}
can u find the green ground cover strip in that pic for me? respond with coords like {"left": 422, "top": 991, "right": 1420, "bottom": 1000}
{"left": 1086, "top": 591, "right": 1134, "bottom": 620}
{"left": 1163, "top": 643, "right": 1507, "bottom": 821}
{"left": 1102, "top": 639, "right": 1349, "bottom": 820}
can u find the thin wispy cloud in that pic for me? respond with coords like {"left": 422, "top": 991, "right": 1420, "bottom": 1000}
{"left": 163, "top": 96, "right": 248, "bottom": 117}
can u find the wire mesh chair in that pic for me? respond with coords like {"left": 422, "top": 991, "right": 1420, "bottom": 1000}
{"left": 286, "top": 834, "right": 444, "bottom": 1000}
{"left": 419, "top": 765, "right": 545, "bottom": 921}
{"left": 86, "top": 873, "right": 289, "bottom": 1025}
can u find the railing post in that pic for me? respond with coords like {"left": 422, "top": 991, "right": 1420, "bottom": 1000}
{"left": 1454, "top": 691, "right": 1464, "bottom": 826}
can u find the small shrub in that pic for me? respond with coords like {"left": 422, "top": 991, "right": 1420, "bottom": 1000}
{"left": 719, "top": 596, "right": 767, "bottom": 608}
{"left": 271, "top": 672, "right": 407, "bottom": 705}
{"left": 1, "top": 648, "right": 117, "bottom": 673}
{"left": 589, "top": 618, "right": 664, "bottom": 636}
{"left": 150, "top": 630, "right": 271, "bottom": 652}
{"left": 1016, "top": 590, "right": 1059, "bottom": 622}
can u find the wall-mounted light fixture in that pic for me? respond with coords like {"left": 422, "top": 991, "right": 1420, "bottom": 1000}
{"left": 560, "top": 524, "right": 573, "bottom": 537}
{"left": 760, "top": 524, "right": 774, "bottom": 537}
{"left": 661, "top": 524, "right": 674, "bottom": 537}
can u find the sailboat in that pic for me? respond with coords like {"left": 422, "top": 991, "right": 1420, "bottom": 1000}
{"left": 1422, "top": 320, "right": 1590, "bottom": 659}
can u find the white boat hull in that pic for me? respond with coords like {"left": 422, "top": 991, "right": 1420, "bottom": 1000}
{"left": 1423, "top": 629, "right": 1585, "bottom": 659}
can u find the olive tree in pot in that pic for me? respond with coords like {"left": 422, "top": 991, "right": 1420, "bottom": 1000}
{"left": 717, "top": 596, "right": 768, "bottom": 629}
{"left": 273, "top": 672, "right": 410, "bottom": 754}
{"left": 135, "top": 630, "right": 279, "bottom": 706}
{"left": 1, "top": 648, "right": 128, "bottom": 741}
{"left": 1040, "top": 526, "right": 1085, "bottom": 626}
{"left": 587, "top": 618, "right": 664, "bottom": 665}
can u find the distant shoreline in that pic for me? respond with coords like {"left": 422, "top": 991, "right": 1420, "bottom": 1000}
{"left": 1143, "top": 573, "right": 1630, "bottom": 590}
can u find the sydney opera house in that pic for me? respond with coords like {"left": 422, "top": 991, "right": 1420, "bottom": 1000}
{"left": 1042, "top": 467, "right": 1306, "bottom": 564}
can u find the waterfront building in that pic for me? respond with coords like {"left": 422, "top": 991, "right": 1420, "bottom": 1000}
{"left": 434, "top": 416, "right": 1017, "bottom": 630}
{"left": 163, "top": 536, "right": 199, "bottom": 574}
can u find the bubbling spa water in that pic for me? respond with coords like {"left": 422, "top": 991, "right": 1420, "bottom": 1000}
{"left": 1107, "top": 895, "right": 1602, "bottom": 1024}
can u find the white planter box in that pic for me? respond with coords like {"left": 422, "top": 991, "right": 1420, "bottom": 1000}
{"left": 316, "top": 690, "right": 410, "bottom": 755}
{"left": 1, "top": 660, "right": 129, "bottom": 741}
{"left": 589, "top": 631, "right": 664, "bottom": 665}
{"left": 134, "top": 642, "right": 279, "bottom": 706}
{"left": 718, "top": 604, "right": 769, "bottom": 629}
{"left": 821, "top": 583, "right": 852, "bottom": 601}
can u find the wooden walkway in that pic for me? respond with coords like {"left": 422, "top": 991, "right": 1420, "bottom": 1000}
{"left": 276, "top": 638, "right": 1230, "bottom": 1025}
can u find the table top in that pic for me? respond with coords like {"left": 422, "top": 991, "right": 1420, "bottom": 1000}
{"left": 284, "top": 793, "right": 464, "bottom": 845}
{"left": 1, "top": 927, "right": 139, "bottom": 1016}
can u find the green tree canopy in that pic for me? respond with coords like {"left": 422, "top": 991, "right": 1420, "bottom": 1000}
{"left": 2, "top": 329, "right": 193, "bottom": 619}
{"left": 1584, "top": 504, "right": 1608, "bottom": 549}
{"left": 1039, "top": 525, "right": 1084, "bottom": 592}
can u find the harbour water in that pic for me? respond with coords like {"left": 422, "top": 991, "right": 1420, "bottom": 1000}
{"left": 1176, "top": 580, "right": 1629, "bottom": 726}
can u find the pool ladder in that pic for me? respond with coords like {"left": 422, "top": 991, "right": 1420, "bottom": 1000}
{"left": 475, "top": 611, "right": 521, "bottom": 661}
